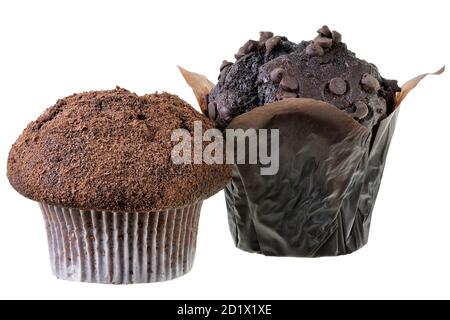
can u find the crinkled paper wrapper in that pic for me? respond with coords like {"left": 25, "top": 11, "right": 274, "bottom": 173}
{"left": 40, "top": 201, "right": 202, "bottom": 284}
{"left": 180, "top": 66, "right": 443, "bottom": 257}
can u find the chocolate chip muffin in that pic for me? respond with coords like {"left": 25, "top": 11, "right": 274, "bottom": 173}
{"left": 179, "top": 27, "right": 442, "bottom": 258}
{"left": 7, "top": 87, "right": 232, "bottom": 284}
{"left": 207, "top": 26, "right": 401, "bottom": 130}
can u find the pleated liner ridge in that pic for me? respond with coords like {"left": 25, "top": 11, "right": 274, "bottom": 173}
{"left": 39, "top": 201, "right": 203, "bottom": 284}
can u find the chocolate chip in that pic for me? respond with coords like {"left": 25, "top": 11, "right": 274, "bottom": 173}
{"left": 282, "top": 91, "right": 298, "bottom": 99}
{"left": 218, "top": 68, "right": 230, "bottom": 81}
{"left": 219, "top": 106, "right": 234, "bottom": 122}
{"left": 328, "top": 77, "right": 347, "bottom": 95}
{"left": 218, "top": 61, "right": 233, "bottom": 80}
{"left": 265, "top": 36, "right": 282, "bottom": 54}
{"left": 305, "top": 42, "right": 324, "bottom": 57}
{"left": 314, "top": 37, "right": 333, "bottom": 49}
{"left": 270, "top": 68, "right": 284, "bottom": 83}
{"left": 246, "top": 40, "right": 259, "bottom": 52}
{"left": 332, "top": 31, "right": 342, "bottom": 44}
{"left": 361, "top": 73, "right": 380, "bottom": 92}
{"left": 348, "top": 101, "right": 369, "bottom": 119}
{"left": 208, "top": 102, "right": 218, "bottom": 121}
{"left": 280, "top": 75, "right": 299, "bottom": 92}
{"left": 235, "top": 40, "right": 259, "bottom": 59}
{"left": 374, "top": 98, "right": 387, "bottom": 115}
{"left": 220, "top": 60, "right": 233, "bottom": 72}
{"left": 259, "top": 31, "right": 274, "bottom": 42}
{"left": 317, "top": 25, "right": 332, "bottom": 38}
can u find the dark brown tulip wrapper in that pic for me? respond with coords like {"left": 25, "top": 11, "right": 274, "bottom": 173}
{"left": 181, "top": 66, "right": 444, "bottom": 257}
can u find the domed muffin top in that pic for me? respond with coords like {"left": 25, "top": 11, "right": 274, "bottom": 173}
{"left": 207, "top": 27, "right": 400, "bottom": 130}
{"left": 7, "top": 88, "right": 232, "bottom": 212}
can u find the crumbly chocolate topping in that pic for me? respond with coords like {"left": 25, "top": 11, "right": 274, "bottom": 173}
{"left": 7, "top": 88, "right": 232, "bottom": 212}
{"left": 208, "top": 26, "right": 401, "bottom": 130}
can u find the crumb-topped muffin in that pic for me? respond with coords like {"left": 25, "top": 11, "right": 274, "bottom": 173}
{"left": 7, "top": 87, "right": 232, "bottom": 284}
{"left": 8, "top": 88, "right": 231, "bottom": 211}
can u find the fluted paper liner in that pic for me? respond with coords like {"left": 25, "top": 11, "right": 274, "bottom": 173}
{"left": 39, "top": 202, "right": 202, "bottom": 284}
{"left": 180, "top": 66, "right": 444, "bottom": 257}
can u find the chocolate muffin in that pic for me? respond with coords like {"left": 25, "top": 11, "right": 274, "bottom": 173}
{"left": 207, "top": 27, "right": 401, "bottom": 130}
{"left": 7, "top": 87, "right": 232, "bottom": 284}
{"left": 180, "top": 27, "right": 442, "bottom": 258}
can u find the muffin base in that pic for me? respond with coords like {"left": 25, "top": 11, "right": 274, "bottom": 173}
{"left": 225, "top": 99, "right": 398, "bottom": 257}
{"left": 39, "top": 202, "right": 202, "bottom": 284}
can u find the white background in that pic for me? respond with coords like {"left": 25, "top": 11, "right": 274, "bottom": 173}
{"left": 0, "top": 0, "right": 448, "bottom": 300}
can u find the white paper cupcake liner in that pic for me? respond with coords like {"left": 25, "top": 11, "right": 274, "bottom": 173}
{"left": 39, "top": 201, "right": 202, "bottom": 284}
